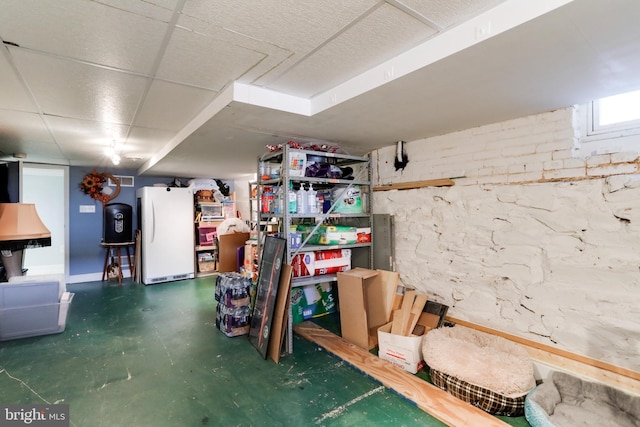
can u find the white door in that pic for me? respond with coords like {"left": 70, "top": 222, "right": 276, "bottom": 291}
{"left": 21, "top": 164, "right": 68, "bottom": 277}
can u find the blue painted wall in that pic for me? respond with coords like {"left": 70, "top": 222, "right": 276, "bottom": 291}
{"left": 69, "top": 167, "right": 233, "bottom": 277}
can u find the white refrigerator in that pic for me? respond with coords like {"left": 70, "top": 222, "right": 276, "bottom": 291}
{"left": 136, "top": 186, "right": 195, "bottom": 285}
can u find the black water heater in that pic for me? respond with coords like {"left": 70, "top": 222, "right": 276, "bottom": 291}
{"left": 103, "top": 203, "right": 133, "bottom": 243}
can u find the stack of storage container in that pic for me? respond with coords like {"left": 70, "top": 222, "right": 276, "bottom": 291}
{"left": 215, "top": 272, "right": 252, "bottom": 337}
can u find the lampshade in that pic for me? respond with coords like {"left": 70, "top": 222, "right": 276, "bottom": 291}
{"left": 0, "top": 203, "right": 51, "bottom": 251}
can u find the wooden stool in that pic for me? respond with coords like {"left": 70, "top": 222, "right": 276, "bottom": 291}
{"left": 101, "top": 242, "right": 135, "bottom": 285}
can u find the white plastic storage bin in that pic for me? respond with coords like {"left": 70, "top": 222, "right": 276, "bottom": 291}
{"left": 0, "top": 292, "right": 74, "bottom": 341}
{"left": 0, "top": 275, "right": 74, "bottom": 341}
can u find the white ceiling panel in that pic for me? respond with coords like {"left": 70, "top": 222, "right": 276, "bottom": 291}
{"left": 95, "top": 0, "right": 179, "bottom": 21}
{"left": 0, "top": 141, "right": 67, "bottom": 164}
{"left": 3, "top": 0, "right": 640, "bottom": 181}
{"left": 182, "top": 0, "right": 379, "bottom": 88}
{"left": 156, "top": 25, "right": 266, "bottom": 90}
{"left": 0, "top": 110, "right": 55, "bottom": 145}
{"left": 181, "top": 0, "right": 378, "bottom": 48}
{"left": 10, "top": 48, "right": 150, "bottom": 124}
{"left": 268, "top": 3, "right": 438, "bottom": 97}
{"left": 0, "top": 110, "right": 64, "bottom": 162}
{"left": 399, "top": 0, "right": 506, "bottom": 29}
{"left": 174, "top": 13, "right": 292, "bottom": 87}
{"left": 134, "top": 80, "right": 218, "bottom": 131}
{"left": 0, "top": 50, "right": 37, "bottom": 113}
{"left": 127, "top": 126, "right": 176, "bottom": 156}
{"left": 0, "top": 0, "right": 170, "bottom": 74}
{"left": 45, "top": 116, "right": 129, "bottom": 149}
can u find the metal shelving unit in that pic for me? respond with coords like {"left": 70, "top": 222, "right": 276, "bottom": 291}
{"left": 256, "top": 145, "right": 373, "bottom": 353}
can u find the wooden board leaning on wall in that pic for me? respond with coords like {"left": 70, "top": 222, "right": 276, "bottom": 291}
{"left": 373, "top": 178, "right": 455, "bottom": 192}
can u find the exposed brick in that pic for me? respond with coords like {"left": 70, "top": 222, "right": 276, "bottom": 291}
{"left": 586, "top": 154, "right": 612, "bottom": 167}
{"left": 611, "top": 152, "right": 640, "bottom": 163}
{"left": 543, "top": 167, "right": 586, "bottom": 180}
{"left": 587, "top": 163, "right": 638, "bottom": 176}
{"left": 507, "top": 171, "right": 544, "bottom": 183}
{"left": 562, "top": 158, "right": 587, "bottom": 169}
{"left": 543, "top": 160, "right": 564, "bottom": 170}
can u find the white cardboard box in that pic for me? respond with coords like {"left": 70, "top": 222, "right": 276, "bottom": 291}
{"left": 377, "top": 322, "right": 425, "bottom": 374}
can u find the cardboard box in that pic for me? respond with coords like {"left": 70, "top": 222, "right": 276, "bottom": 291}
{"left": 218, "top": 232, "right": 250, "bottom": 273}
{"left": 377, "top": 311, "right": 441, "bottom": 374}
{"left": 336, "top": 268, "right": 399, "bottom": 350}
{"left": 291, "top": 282, "right": 336, "bottom": 324}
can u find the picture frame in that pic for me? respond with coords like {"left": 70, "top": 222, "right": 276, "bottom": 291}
{"left": 248, "top": 236, "right": 286, "bottom": 358}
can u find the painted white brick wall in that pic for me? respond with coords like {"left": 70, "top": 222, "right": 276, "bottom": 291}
{"left": 372, "top": 107, "right": 640, "bottom": 372}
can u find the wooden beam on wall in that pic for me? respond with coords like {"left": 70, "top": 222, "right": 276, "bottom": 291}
{"left": 373, "top": 178, "right": 455, "bottom": 192}
{"left": 447, "top": 317, "right": 640, "bottom": 392}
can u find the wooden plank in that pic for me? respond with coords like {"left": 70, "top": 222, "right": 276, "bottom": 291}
{"left": 447, "top": 317, "right": 640, "bottom": 392}
{"left": 392, "top": 290, "right": 414, "bottom": 335}
{"left": 405, "top": 293, "right": 428, "bottom": 336}
{"left": 294, "top": 322, "right": 509, "bottom": 427}
{"left": 268, "top": 264, "right": 292, "bottom": 364}
{"left": 389, "top": 284, "right": 404, "bottom": 321}
{"left": 373, "top": 179, "right": 455, "bottom": 192}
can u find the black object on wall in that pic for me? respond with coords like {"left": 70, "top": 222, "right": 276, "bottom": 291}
{"left": 103, "top": 203, "right": 133, "bottom": 243}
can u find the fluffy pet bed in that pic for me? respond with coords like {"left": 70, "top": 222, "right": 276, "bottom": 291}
{"left": 422, "top": 326, "right": 536, "bottom": 416}
{"left": 525, "top": 371, "right": 640, "bottom": 427}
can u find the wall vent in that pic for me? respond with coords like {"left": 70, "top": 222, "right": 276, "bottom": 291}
{"left": 108, "top": 175, "right": 134, "bottom": 187}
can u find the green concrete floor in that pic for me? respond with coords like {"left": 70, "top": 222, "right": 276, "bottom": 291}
{"left": 0, "top": 277, "right": 531, "bottom": 427}
{"left": 0, "top": 277, "right": 444, "bottom": 426}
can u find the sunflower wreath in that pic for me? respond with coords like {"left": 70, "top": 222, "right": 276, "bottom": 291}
{"left": 79, "top": 170, "right": 120, "bottom": 204}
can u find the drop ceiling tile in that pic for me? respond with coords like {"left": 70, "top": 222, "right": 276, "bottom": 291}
{"left": 0, "top": 0, "right": 170, "bottom": 73}
{"left": 134, "top": 80, "right": 218, "bottom": 131}
{"left": 270, "top": 3, "right": 438, "bottom": 97}
{"left": 156, "top": 25, "right": 265, "bottom": 90}
{"left": 0, "top": 140, "right": 68, "bottom": 164}
{"left": 397, "top": 0, "right": 505, "bottom": 29}
{"left": 181, "top": 0, "right": 379, "bottom": 88}
{"left": 95, "top": 0, "right": 179, "bottom": 21}
{"left": 44, "top": 115, "right": 131, "bottom": 165}
{"left": 45, "top": 116, "right": 129, "bottom": 148}
{"left": 128, "top": 126, "right": 176, "bottom": 154}
{"left": 0, "top": 110, "right": 65, "bottom": 162}
{"left": 11, "top": 48, "right": 149, "bottom": 124}
{"left": 174, "top": 14, "right": 291, "bottom": 87}
{"left": 0, "top": 52, "right": 38, "bottom": 113}
{"left": 181, "top": 0, "right": 377, "bottom": 48}
{"left": 0, "top": 110, "right": 55, "bottom": 144}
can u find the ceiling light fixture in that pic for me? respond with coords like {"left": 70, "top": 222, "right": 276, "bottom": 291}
{"left": 106, "top": 140, "right": 122, "bottom": 166}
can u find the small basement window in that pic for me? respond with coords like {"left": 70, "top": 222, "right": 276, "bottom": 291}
{"left": 588, "top": 89, "right": 640, "bottom": 136}
{"left": 576, "top": 89, "right": 640, "bottom": 157}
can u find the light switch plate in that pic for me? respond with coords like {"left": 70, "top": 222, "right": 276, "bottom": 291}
{"left": 79, "top": 205, "right": 96, "bottom": 213}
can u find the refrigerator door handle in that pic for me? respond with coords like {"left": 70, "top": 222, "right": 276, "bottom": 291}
{"left": 150, "top": 200, "right": 155, "bottom": 243}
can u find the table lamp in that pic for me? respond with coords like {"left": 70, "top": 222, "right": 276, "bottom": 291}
{"left": 0, "top": 203, "right": 51, "bottom": 280}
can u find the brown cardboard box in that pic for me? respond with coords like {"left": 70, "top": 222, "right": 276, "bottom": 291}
{"left": 377, "top": 311, "right": 441, "bottom": 373}
{"left": 218, "top": 232, "right": 250, "bottom": 273}
{"left": 336, "top": 268, "right": 399, "bottom": 350}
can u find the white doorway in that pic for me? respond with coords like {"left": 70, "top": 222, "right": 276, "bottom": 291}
{"left": 21, "top": 164, "right": 68, "bottom": 277}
